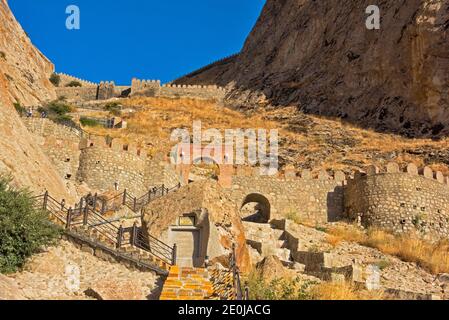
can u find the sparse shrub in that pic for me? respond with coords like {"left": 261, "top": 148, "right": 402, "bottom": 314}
{"left": 49, "top": 73, "right": 61, "bottom": 87}
{"left": 327, "top": 225, "right": 449, "bottom": 275}
{"left": 0, "top": 176, "right": 61, "bottom": 274}
{"left": 66, "top": 80, "right": 82, "bottom": 87}
{"left": 13, "top": 102, "right": 26, "bottom": 115}
{"left": 38, "top": 100, "right": 76, "bottom": 126}
{"left": 103, "top": 102, "right": 122, "bottom": 116}
{"left": 246, "top": 271, "right": 315, "bottom": 300}
{"left": 80, "top": 117, "right": 101, "bottom": 127}
{"left": 310, "top": 281, "right": 384, "bottom": 300}
{"left": 0, "top": 51, "right": 6, "bottom": 60}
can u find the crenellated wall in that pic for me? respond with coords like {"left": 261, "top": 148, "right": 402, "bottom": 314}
{"left": 21, "top": 118, "right": 82, "bottom": 181}
{"left": 77, "top": 139, "right": 148, "bottom": 195}
{"left": 131, "top": 78, "right": 226, "bottom": 101}
{"left": 19, "top": 117, "right": 449, "bottom": 240}
{"left": 226, "top": 166, "right": 347, "bottom": 223}
{"left": 345, "top": 163, "right": 449, "bottom": 240}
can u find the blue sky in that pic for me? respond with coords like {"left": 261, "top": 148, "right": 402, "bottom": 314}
{"left": 10, "top": 0, "right": 265, "bottom": 84}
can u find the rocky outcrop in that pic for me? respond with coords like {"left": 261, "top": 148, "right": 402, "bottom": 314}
{"left": 0, "top": 0, "right": 56, "bottom": 106}
{"left": 0, "top": 0, "right": 71, "bottom": 201}
{"left": 176, "top": 0, "right": 449, "bottom": 138}
{"left": 0, "top": 274, "right": 26, "bottom": 300}
{"left": 143, "top": 181, "right": 252, "bottom": 273}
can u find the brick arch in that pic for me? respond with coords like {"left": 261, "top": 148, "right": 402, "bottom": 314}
{"left": 175, "top": 143, "right": 234, "bottom": 187}
{"left": 241, "top": 193, "right": 271, "bottom": 223}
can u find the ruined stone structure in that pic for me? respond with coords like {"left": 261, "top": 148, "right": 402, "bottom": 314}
{"left": 345, "top": 164, "right": 449, "bottom": 240}
{"left": 21, "top": 118, "right": 83, "bottom": 181}
{"left": 21, "top": 118, "right": 449, "bottom": 240}
{"left": 22, "top": 118, "right": 181, "bottom": 195}
{"left": 54, "top": 73, "right": 226, "bottom": 102}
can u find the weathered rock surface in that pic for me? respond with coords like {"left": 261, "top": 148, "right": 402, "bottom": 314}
{"left": 0, "top": 0, "right": 56, "bottom": 106}
{"left": 0, "top": 0, "right": 71, "bottom": 201}
{"left": 176, "top": 0, "right": 449, "bottom": 138}
{"left": 8, "top": 240, "right": 160, "bottom": 300}
{"left": 0, "top": 274, "right": 26, "bottom": 300}
{"left": 143, "top": 181, "right": 252, "bottom": 273}
{"left": 85, "top": 280, "right": 146, "bottom": 300}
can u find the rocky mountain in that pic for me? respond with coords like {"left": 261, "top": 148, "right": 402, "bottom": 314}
{"left": 0, "top": 0, "right": 72, "bottom": 201}
{"left": 175, "top": 0, "right": 449, "bottom": 138}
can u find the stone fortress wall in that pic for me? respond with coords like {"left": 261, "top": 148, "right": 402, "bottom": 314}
{"left": 54, "top": 73, "right": 226, "bottom": 102}
{"left": 225, "top": 162, "right": 449, "bottom": 240}
{"left": 21, "top": 118, "right": 82, "bottom": 181}
{"left": 226, "top": 166, "right": 346, "bottom": 223}
{"left": 345, "top": 163, "right": 449, "bottom": 240}
{"left": 22, "top": 118, "right": 181, "bottom": 195}
{"left": 131, "top": 79, "right": 226, "bottom": 101}
{"left": 21, "top": 118, "right": 449, "bottom": 240}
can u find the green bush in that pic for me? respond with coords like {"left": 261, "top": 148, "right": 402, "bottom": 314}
{"left": 0, "top": 177, "right": 61, "bottom": 274}
{"left": 80, "top": 117, "right": 101, "bottom": 127}
{"left": 103, "top": 102, "right": 122, "bottom": 117}
{"left": 66, "top": 81, "right": 82, "bottom": 87}
{"left": 246, "top": 271, "right": 316, "bottom": 300}
{"left": 49, "top": 73, "right": 61, "bottom": 87}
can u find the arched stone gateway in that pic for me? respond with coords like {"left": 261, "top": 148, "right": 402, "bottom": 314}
{"left": 240, "top": 193, "right": 271, "bottom": 223}
{"left": 174, "top": 143, "right": 234, "bottom": 188}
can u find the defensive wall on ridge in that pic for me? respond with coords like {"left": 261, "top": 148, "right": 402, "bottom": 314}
{"left": 21, "top": 119, "right": 449, "bottom": 240}
{"left": 53, "top": 73, "right": 226, "bottom": 102}
{"left": 22, "top": 118, "right": 181, "bottom": 195}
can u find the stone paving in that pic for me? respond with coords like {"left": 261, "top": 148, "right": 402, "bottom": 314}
{"left": 159, "top": 266, "right": 215, "bottom": 300}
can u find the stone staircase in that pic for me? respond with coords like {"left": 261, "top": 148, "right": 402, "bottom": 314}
{"left": 39, "top": 192, "right": 174, "bottom": 276}
{"left": 159, "top": 267, "right": 216, "bottom": 300}
{"left": 159, "top": 266, "right": 238, "bottom": 300}
{"left": 243, "top": 221, "right": 293, "bottom": 266}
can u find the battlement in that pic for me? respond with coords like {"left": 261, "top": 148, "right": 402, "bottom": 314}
{"left": 131, "top": 78, "right": 226, "bottom": 101}
{"left": 352, "top": 162, "right": 449, "bottom": 186}
{"left": 56, "top": 73, "right": 98, "bottom": 87}
{"left": 232, "top": 165, "right": 349, "bottom": 183}
{"left": 83, "top": 137, "right": 148, "bottom": 160}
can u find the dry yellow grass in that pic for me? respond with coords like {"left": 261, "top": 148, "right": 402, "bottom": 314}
{"left": 77, "top": 97, "right": 449, "bottom": 174}
{"left": 327, "top": 225, "right": 449, "bottom": 275}
{"left": 311, "top": 281, "right": 384, "bottom": 300}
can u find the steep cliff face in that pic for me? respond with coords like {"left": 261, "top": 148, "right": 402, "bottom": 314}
{"left": 0, "top": 0, "right": 56, "bottom": 106}
{"left": 176, "top": 0, "right": 449, "bottom": 137}
{"left": 0, "top": 0, "right": 72, "bottom": 201}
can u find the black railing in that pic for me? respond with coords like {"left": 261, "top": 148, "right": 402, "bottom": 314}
{"left": 230, "top": 243, "right": 249, "bottom": 301}
{"left": 79, "top": 183, "right": 182, "bottom": 216}
{"left": 127, "top": 222, "right": 176, "bottom": 265}
{"left": 34, "top": 191, "right": 177, "bottom": 268}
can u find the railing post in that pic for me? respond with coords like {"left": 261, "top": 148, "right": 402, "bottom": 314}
{"left": 131, "top": 222, "right": 138, "bottom": 247}
{"left": 122, "top": 189, "right": 127, "bottom": 205}
{"left": 43, "top": 191, "right": 49, "bottom": 211}
{"left": 66, "top": 208, "right": 73, "bottom": 230}
{"left": 101, "top": 200, "right": 106, "bottom": 215}
{"left": 83, "top": 206, "right": 89, "bottom": 226}
{"left": 116, "top": 225, "right": 124, "bottom": 249}
{"left": 61, "top": 199, "right": 66, "bottom": 211}
{"left": 162, "top": 184, "right": 165, "bottom": 196}
{"left": 133, "top": 197, "right": 137, "bottom": 212}
{"left": 148, "top": 189, "right": 152, "bottom": 203}
{"left": 245, "top": 286, "right": 250, "bottom": 300}
{"left": 172, "top": 244, "right": 177, "bottom": 266}
{"left": 93, "top": 193, "right": 98, "bottom": 210}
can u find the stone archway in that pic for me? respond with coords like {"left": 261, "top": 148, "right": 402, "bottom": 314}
{"left": 240, "top": 193, "right": 271, "bottom": 223}
{"left": 175, "top": 143, "right": 234, "bottom": 187}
